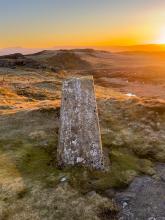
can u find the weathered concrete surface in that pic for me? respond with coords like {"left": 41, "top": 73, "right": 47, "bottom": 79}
{"left": 58, "top": 76, "right": 104, "bottom": 169}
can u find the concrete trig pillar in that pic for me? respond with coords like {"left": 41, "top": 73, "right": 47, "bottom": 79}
{"left": 58, "top": 76, "right": 104, "bottom": 169}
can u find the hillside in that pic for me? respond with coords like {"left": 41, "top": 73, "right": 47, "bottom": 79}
{"left": 0, "top": 49, "right": 164, "bottom": 219}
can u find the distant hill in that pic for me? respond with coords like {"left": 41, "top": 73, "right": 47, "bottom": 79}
{"left": 0, "top": 47, "right": 102, "bottom": 56}
{"left": 0, "top": 49, "right": 93, "bottom": 71}
{"left": 45, "top": 51, "right": 92, "bottom": 70}
{"left": 0, "top": 47, "right": 43, "bottom": 56}
{"left": 108, "top": 44, "right": 165, "bottom": 52}
{"left": 27, "top": 49, "right": 96, "bottom": 70}
{"left": 117, "top": 50, "right": 165, "bottom": 58}
{"left": 1, "top": 44, "right": 165, "bottom": 56}
{"left": 0, "top": 52, "right": 47, "bottom": 70}
{"left": 0, "top": 53, "right": 25, "bottom": 59}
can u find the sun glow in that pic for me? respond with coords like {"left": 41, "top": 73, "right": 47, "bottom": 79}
{"left": 155, "top": 28, "right": 165, "bottom": 44}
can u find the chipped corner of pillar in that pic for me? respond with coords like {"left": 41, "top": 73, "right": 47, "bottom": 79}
{"left": 57, "top": 75, "right": 105, "bottom": 170}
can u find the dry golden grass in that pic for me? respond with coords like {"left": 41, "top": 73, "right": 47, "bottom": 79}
{"left": 0, "top": 50, "right": 165, "bottom": 219}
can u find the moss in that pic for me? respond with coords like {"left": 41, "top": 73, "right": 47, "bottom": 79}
{"left": 14, "top": 143, "right": 57, "bottom": 180}
{"left": 110, "top": 149, "right": 140, "bottom": 171}
{"left": 0, "top": 133, "right": 155, "bottom": 193}
{"left": 110, "top": 149, "right": 155, "bottom": 175}
{"left": 0, "top": 138, "right": 26, "bottom": 152}
{"left": 136, "top": 143, "right": 165, "bottom": 162}
{"left": 64, "top": 148, "right": 154, "bottom": 192}
{"left": 86, "top": 169, "right": 134, "bottom": 191}
{"left": 102, "top": 133, "right": 112, "bottom": 148}
{"left": 0, "top": 136, "right": 60, "bottom": 187}
{"left": 64, "top": 166, "right": 91, "bottom": 193}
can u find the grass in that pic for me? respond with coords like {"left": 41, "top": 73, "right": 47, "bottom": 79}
{"left": 0, "top": 87, "right": 16, "bottom": 97}
{"left": 0, "top": 132, "right": 160, "bottom": 219}
{"left": 0, "top": 132, "right": 155, "bottom": 193}
{"left": 0, "top": 81, "right": 164, "bottom": 219}
{"left": 56, "top": 147, "right": 154, "bottom": 193}
{"left": 0, "top": 137, "right": 119, "bottom": 220}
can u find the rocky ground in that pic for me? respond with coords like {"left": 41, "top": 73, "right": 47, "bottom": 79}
{"left": 115, "top": 163, "right": 165, "bottom": 220}
{"left": 0, "top": 49, "right": 164, "bottom": 219}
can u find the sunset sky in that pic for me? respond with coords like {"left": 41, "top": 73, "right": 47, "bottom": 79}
{"left": 1, "top": 0, "right": 165, "bottom": 48}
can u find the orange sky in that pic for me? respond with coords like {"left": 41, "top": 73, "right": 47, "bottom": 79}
{"left": 1, "top": 1, "right": 165, "bottom": 48}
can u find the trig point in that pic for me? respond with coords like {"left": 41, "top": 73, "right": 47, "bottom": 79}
{"left": 57, "top": 76, "right": 104, "bottom": 170}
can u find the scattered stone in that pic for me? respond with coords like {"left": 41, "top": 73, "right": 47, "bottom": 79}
{"left": 60, "top": 177, "right": 67, "bottom": 182}
{"left": 122, "top": 202, "right": 128, "bottom": 208}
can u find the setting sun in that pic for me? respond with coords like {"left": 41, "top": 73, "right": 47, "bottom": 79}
{"left": 155, "top": 28, "right": 165, "bottom": 44}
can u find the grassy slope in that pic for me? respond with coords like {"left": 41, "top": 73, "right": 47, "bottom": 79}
{"left": 0, "top": 87, "right": 164, "bottom": 219}
{"left": 0, "top": 54, "right": 165, "bottom": 219}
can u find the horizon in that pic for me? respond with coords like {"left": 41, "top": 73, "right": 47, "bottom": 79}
{"left": 1, "top": 43, "right": 165, "bottom": 56}
{"left": 1, "top": 0, "right": 165, "bottom": 48}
